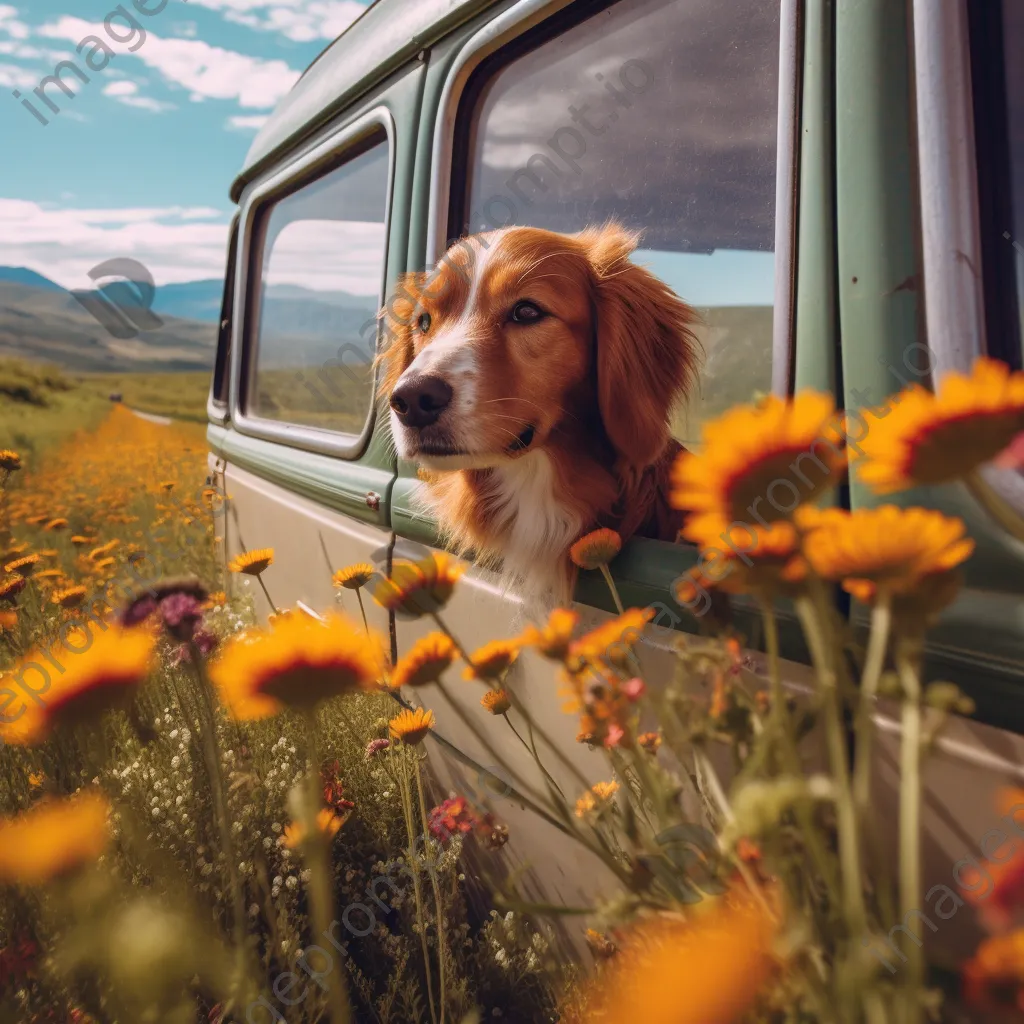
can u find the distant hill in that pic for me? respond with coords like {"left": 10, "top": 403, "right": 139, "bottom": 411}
{"left": 0, "top": 267, "right": 65, "bottom": 292}
{"left": 152, "top": 279, "right": 226, "bottom": 323}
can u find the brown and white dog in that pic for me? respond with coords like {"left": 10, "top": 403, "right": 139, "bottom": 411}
{"left": 377, "top": 223, "right": 698, "bottom": 606}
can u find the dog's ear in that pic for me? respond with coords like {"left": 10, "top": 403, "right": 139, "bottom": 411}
{"left": 578, "top": 223, "right": 699, "bottom": 468}
{"left": 375, "top": 271, "right": 425, "bottom": 400}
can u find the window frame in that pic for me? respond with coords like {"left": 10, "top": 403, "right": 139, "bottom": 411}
{"left": 208, "top": 215, "right": 239, "bottom": 427}
{"left": 912, "top": 0, "right": 1024, "bottom": 511}
{"left": 230, "top": 106, "right": 396, "bottom": 460}
{"left": 424, "top": 0, "right": 802, "bottom": 399}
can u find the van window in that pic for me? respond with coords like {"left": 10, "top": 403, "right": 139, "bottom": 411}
{"left": 453, "top": 0, "right": 781, "bottom": 447}
{"left": 969, "top": 0, "right": 1024, "bottom": 368}
{"left": 212, "top": 219, "right": 238, "bottom": 408}
{"left": 248, "top": 132, "right": 389, "bottom": 434}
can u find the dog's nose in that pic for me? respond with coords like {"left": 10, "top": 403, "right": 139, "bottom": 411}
{"left": 390, "top": 374, "right": 453, "bottom": 428}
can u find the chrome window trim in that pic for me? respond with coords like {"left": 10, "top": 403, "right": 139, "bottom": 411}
{"left": 228, "top": 106, "right": 396, "bottom": 460}
{"left": 912, "top": 0, "right": 1024, "bottom": 508}
{"left": 425, "top": 0, "right": 801, "bottom": 394}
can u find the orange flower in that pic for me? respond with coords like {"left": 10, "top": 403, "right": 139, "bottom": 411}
{"left": 574, "top": 780, "right": 619, "bottom": 818}
{"left": 389, "top": 706, "right": 435, "bottom": 745}
{"left": 569, "top": 528, "right": 622, "bottom": 570}
{"left": 480, "top": 688, "right": 512, "bottom": 715}
{"left": 569, "top": 608, "right": 654, "bottom": 669}
{"left": 0, "top": 450, "right": 21, "bottom": 473}
{"left": 4, "top": 554, "right": 40, "bottom": 577}
{"left": 0, "top": 791, "right": 110, "bottom": 885}
{"left": 463, "top": 639, "right": 518, "bottom": 681}
{"left": 228, "top": 547, "right": 274, "bottom": 576}
{"left": 391, "top": 632, "right": 456, "bottom": 688}
{"left": 637, "top": 731, "right": 662, "bottom": 754}
{"left": 577, "top": 889, "right": 778, "bottom": 1024}
{"left": 51, "top": 585, "right": 87, "bottom": 609}
{"left": 210, "top": 612, "right": 385, "bottom": 720}
{"left": 0, "top": 610, "right": 16, "bottom": 631}
{"left": 370, "top": 553, "right": 464, "bottom": 617}
{"left": 283, "top": 808, "right": 346, "bottom": 850}
{"left": 43, "top": 518, "right": 68, "bottom": 532}
{"left": 962, "top": 930, "right": 1024, "bottom": 1010}
{"left": 332, "top": 562, "right": 375, "bottom": 590}
{"left": 9, "top": 626, "right": 156, "bottom": 744}
{"left": 0, "top": 577, "right": 27, "bottom": 604}
{"left": 518, "top": 608, "right": 578, "bottom": 660}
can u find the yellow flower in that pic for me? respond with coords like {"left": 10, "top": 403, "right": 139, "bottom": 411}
{"left": 518, "top": 608, "right": 578, "bottom": 660}
{"left": 391, "top": 632, "right": 456, "bottom": 688}
{"left": 91, "top": 557, "right": 117, "bottom": 573}
{"left": 210, "top": 612, "right": 385, "bottom": 720}
{"left": 370, "top": 552, "right": 464, "bottom": 617}
{"left": 0, "top": 576, "right": 27, "bottom": 604}
{"left": 569, "top": 528, "right": 622, "bottom": 570}
{"left": 4, "top": 554, "right": 40, "bottom": 577}
{"left": 574, "top": 780, "right": 619, "bottom": 818}
{"left": 389, "top": 706, "right": 435, "bottom": 745}
{"left": 637, "top": 731, "right": 662, "bottom": 754}
{"left": 0, "top": 449, "right": 21, "bottom": 472}
{"left": 671, "top": 392, "right": 845, "bottom": 536}
{"left": 204, "top": 590, "right": 227, "bottom": 608}
{"left": 283, "top": 808, "right": 346, "bottom": 850}
{"left": 34, "top": 568, "right": 65, "bottom": 581}
{"left": 332, "top": 562, "right": 376, "bottom": 590}
{"left": 577, "top": 889, "right": 777, "bottom": 1024}
{"left": 160, "top": 480, "right": 175, "bottom": 491}
{"left": 51, "top": 585, "right": 88, "bottom": 609}
{"left": 43, "top": 518, "right": 68, "bottom": 531}
{"left": 0, "top": 791, "right": 110, "bottom": 885}
{"left": 801, "top": 506, "right": 974, "bottom": 600}
{"left": 228, "top": 547, "right": 274, "bottom": 576}
{"left": 10, "top": 626, "right": 156, "bottom": 744}
{"left": 0, "top": 610, "right": 16, "bottom": 631}
{"left": 28, "top": 772, "right": 44, "bottom": 788}
{"left": 463, "top": 639, "right": 519, "bottom": 681}
{"left": 70, "top": 535, "right": 92, "bottom": 546}
{"left": 858, "top": 357, "right": 1024, "bottom": 492}
{"left": 88, "top": 539, "right": 119, "bottom": 561}
{"left": 480, "top": 689, "right": 512, "bottom": 715}
{"left": 569, "top": 608, "right": 654, "bottom": 669}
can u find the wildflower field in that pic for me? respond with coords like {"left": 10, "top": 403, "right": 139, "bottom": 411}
{"left": 3, "top": 358, "right": 1024, "bottom": 1023}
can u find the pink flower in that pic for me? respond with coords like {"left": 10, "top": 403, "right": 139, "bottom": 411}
{"left": 622, "top": 677, "right": 646, "bottom": 702}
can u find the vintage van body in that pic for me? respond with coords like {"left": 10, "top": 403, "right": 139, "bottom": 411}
{"left": 208, "top": 0, "right": 1024, "bottom": 984}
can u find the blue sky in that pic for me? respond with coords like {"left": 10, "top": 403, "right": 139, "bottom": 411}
{"left": 0, "top": 0, "right": 371, "bottom": 288}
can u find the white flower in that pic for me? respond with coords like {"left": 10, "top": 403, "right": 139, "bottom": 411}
{"left": 169, "top": 729, "right": 179, "bottom": 740}
{"left": 285, "top": 876, "right": 298, "bottom": 890}
{"left": 171, "top": 756, "right": 181, "bottom": 770}
{"left": 271, "top": 822, "right": 282, "bottom": 834}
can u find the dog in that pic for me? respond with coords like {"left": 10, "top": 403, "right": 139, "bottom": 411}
{"left": 377, "top": 222, "right": 699, "bottom": 607}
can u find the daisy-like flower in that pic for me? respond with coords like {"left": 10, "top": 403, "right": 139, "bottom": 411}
{"left": 391, "top": 632, "right": 456, "bottom": 688}
{"left": 228, "top": 547, "right": 274, "bottom": 576}
{"left": 88, "top": 540, "right": 119, "bottom": 561}
{"left": 160, "top": 481, "right": 175, "bottom": 491}
{"left": 210, "top": 612, "right": 385, "bottom": 720}
{"left": 91, "top": 557, "right": 117, "bottom": 573}
{"left": 9, "top": 626, "right": 156, "bottom": 744}
{"left": 51, "top": 585, "right": 88, "bottom": 609}
{"left": 577, "top": 887, "right": 777, "bottom": 1024}
{"left": 0, "top": 791, "right": 110, "bottom": 885}
{"left": 332, "top": 562, "right": 375, "bottom": 590}
{"left": 518, "top": 608, "right": 578, "bottom": 660}
{"left": 574, "top": 780, "right": 620, "bottom": 818}
{"left": 480, "top": 688, "right": 512, "bottom": 715}
{"left": 569, "top": 528, "right": 622, "bottom": 570}
{"left": 43, "top": 518, "right": 68, "bottom": 532}
{"left": 282, "top": 808, "right": 345, "bottom": 850}
{"left": 463, "top": 639, "right": 518, "bottom": 681}
{"left": 637, "top": 731, "right": 662, "bottom": 754}
{"left": 569, "top": 608, "right": 654, "bottom": 669}
{"left": 858, "top": 357, "right": 1024, "bottom": 492}
{"left": 365, "top": 737, "right": 390, "bottom": 760}
{"left": 370, "top": 552, "right": 464, "bottom": 617}
{"left": 4, "top": 554, "right": 40, "bottom": 577}
{"left": 800, "top": 505, "right": 974, "bottom": 603}
{"left": 671, "top": 392, "right": 845, "bottom": 534}
{"left": 70, "top": 535, "right": 92, "bottom": 547}
{"left": 0, "top": 610, "right": 16, "bottom": 632}
{"left": 389, "top": 706, "right": 435, "bottom": 745}
{"left": 24, "top": 514, "right": 48, "bottom": 527}
{"left": 0, "top": 450, "right": 21, "bottom": 473}
{"left": 34, "top": 568, "right": 64, "bottom": 581}
{"left": 962, "top": 930, "right": 1024, "bottom": 1010}
{"left": 0, "top": 577, "right": 27, "bottom": 605}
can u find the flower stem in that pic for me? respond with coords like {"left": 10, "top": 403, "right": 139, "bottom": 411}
{"left": 852, "top": 592, "right": 892, "bottom": 821}
{"left": 599, "top": 564, "right": 625, "bottom": 615}
{"left": 255, "top": 572, "right": 280, "bottom": 616}
{"left": 302, "top": 710, "right": 353, "bottom": 1024}
{"left": 415, "top": 757, "right": 447, "bottom": 1024}
{"left": 355, "top": 588, "right": 370, "bottom": 636}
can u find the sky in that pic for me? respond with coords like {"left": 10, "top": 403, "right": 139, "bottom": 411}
{"left": 0, "top": 0, "right": 373, "bottom": 289}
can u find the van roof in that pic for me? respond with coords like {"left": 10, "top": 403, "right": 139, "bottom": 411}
{"left": 230, "top": 0, "right": 497, "bottom": 202}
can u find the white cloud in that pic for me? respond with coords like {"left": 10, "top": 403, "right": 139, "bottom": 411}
{"left": 0, "top": 5, "right": 30, "bottom": 41}
{"left": 0, "top": 60, "right": 36, "bottom": 88}
{"left": 0, "top": 199, "right": 233, "bottom": 288}
{"left": 102, "top": 78, "right": 175, "bottom": 111}
{"left": 187, "top": 0, "right": 367, "bottom": 42}
{"left": 37, "top": 17, "right": 301, "bottom": 108}
{"left": 227, "top": 113, "right": 268, "bottom": 131}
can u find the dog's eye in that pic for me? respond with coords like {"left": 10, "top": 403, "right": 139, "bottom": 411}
{"left": 509, "top": 300, "right": 545, "bottom": 324}
{"left": 417, "top": 313, "right": 431, "bottom": 333}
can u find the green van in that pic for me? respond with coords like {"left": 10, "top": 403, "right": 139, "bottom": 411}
{"left": 207, "top": 0, "right": 1024, "bottom": 976}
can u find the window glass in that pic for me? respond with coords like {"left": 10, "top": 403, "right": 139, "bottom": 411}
{"left": 458, "top": 0, "right": 781, "bottom": 447}
{"left": 212, "top": 221, "right": 237, "bottom": 407}
{"left": 249, "top": 135, "right": 388, "bottom": 434}
{"left": 999, "top": 4, "right": 1023, "bottom": 353}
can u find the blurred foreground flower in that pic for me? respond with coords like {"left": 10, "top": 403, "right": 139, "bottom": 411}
{"left": 962, "top": 930, "right": 1024, "bottom": 1011}
{"left": 6, "top": 626, "right": 156, "bottom": 744}
{"left": 0, "top": 449, "right": 21, "bottom": 473}
{"left": 519, "top": 607, "right": 578, "bottom": 660}
{"left": 575, "top": 780, "right": 619, "bottom": 818}
{"left": 210, "top": 612, "right": 385, "bottom": 720}
{"left": 0, "top": 791, "right": 110, "bottom": 885}
{"left": 576, "top": 889, "right": 778, "bottom": 1024}
{"left": 370, "top": 552, "right": 464, "bottom": 617}
{"left": 859, "top": 357, "right": 1024, "bottom": 491}
{"left": 283, "top": 808, "right": 345, "bottom": 850}
{"left": 463, "top": 639, "right": 518, "bottom": 681}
